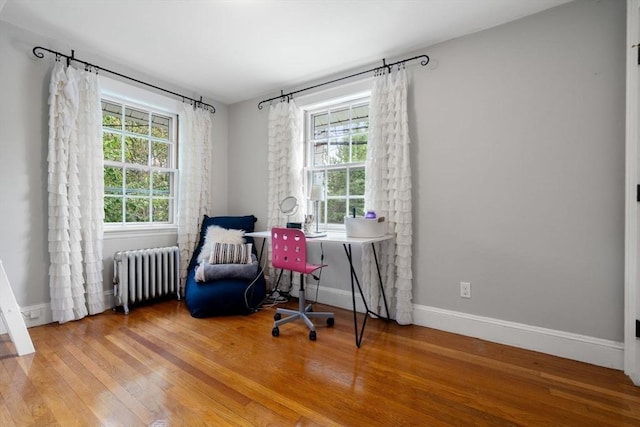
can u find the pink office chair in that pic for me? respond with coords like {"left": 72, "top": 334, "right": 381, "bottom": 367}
{"left": 270, "top": 227, "right": 334, "bottom": 341}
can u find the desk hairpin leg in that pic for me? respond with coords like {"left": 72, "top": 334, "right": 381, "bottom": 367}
{"left": 343, "top": 242, "right": 391, "bottom": 348}
{"left": 371, "top": 243, "right": 391, "bottom": 321}
{"left": 255, "top": 238, "right": 266, "bottom": 265}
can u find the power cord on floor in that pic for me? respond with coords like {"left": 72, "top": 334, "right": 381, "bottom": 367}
{"left": 259, "top": 268, "right": 291, "bottom": 309}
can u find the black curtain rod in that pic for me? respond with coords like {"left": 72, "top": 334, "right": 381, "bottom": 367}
{"left": 257, "top": 54, "right": 429, "bottom": 110}
{"left": 33, "top": 46, "right": 215, "bottom": 114}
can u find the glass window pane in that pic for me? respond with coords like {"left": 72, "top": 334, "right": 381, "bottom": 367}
{"left": 327, "top": 199, "right": 346, "bottom": 224}
{"left": 351, "top": 134, "right": 367, "bottom": 162}
{"left": 125, "top": 136, "right": 149, "bottom": 165}
{"left": 349, "top": 168, "right": 365, "bottom": 195}
{"left": 103, "top": 132, "right": 122, "bottom": 162}
{"left": 328, "top": 137, "right": 349, "bottom": 165}
{"left": 152, "top": 172, "right": 170, "bottom": 196}
{"left": 328, "top": 108, "right": 349, "bottom": 137}
{"left": 327, "top": 138, "right": 347, "bottom": 165}
{"left": 327, "top": 169, "right": 346, "bottom": 196}
{"left": 327, "top": 141, "right": 339, "bottom": 165}
{"left": 151, "top": 114, "right": 170, "bottom": 139}
{"left": 351, "top": 104, "right": 369, "bottom": 133}
{"left": 102, "top": 101, "right": 122, "bottom": 130}
{"left": 312, "top": 171, "right": 324, "bottom": 187}
{"left": 314, "top": 126, "right": 328, "bottom": 140}
{"left": 313, "top": 113, "right": 328, "bottom": 139}
{"left": 314, "top": 112, "right": 328, "bottom": 127}
{"left": 104, "top": 166, "right": 123, "bottom": 195}
{"left": 313, "top": 141, "right": 328, "bottom": 167}
{"left": 125, "top": 107, "right": 149, "bottom": 135}
{"left": 152, "top": 141, "right": 169, "bottom": 167}
{"left": 125, "top": 198, "right": 149, "bottom": 222}
{"left": 125, "top": 169, "right": 150, "bottom": 195}
{"left": 104, "top": 197, "right": 123, "bottom": 223}
{"left": 152, "top": 199, "right": 170, "bottom": 222}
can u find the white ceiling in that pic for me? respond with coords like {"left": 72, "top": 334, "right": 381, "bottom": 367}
{"left": 0, "top": 0, "right": 571, "bottom": 105}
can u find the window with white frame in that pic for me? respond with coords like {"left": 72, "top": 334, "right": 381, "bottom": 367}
{"left": 102, "top": 98, "right": 178, "bottom": 226}
{"left": 306, "top": 96, "right": 370, "bottom": 227}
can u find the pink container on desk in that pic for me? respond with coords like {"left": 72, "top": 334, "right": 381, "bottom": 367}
{"left": 344, "top": 216, "right": 386, "bottom": 238}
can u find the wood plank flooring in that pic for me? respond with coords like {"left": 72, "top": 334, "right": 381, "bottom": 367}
{"left": 1, "top": 299, "right": 639, "bottom": 426}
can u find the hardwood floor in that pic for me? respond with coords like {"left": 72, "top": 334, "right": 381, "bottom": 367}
{"left": 1, "top": 299, "right": 639, "bottom": 426}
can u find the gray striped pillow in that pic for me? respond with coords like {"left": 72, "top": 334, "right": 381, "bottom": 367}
{"left": 209, "top": 242, "right": 252, "bottom": 264}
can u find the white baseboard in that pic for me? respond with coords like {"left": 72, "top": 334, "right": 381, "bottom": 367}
{"left": 5, "top": 286, "right": 624, "bottom": 371}
{"left": 0, "top": 302, "right": 52, "bottom": 335}
{"left": 300, "top": 285, "right": 624, "bottom": 370}
{"left": 290, "top": 283, "right": 368, "bottom": 313}
{"left": 0, "top": 292, "right": 115, "bottom": 335}
{"left": 413, "top": 305, "right": 624, "bottom": 370}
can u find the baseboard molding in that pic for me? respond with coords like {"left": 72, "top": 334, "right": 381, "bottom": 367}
{"left": 4, "top": 286, "right": 624, "bottom": 370}
{"left": 0, "top": 292, "right": 115, "bottom": 335}
{"left": 413, "top": 305, "right": 624, "bottom": 370}
{"left": 301, "top": 284, "right": 624, "bottom": 370}
{"left": 0, "top": 302, "right": 52, "bottom": 335}
{"left": 290, "top": 283, "right": 368, "bottom": 313}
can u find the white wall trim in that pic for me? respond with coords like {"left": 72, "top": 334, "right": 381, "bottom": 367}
{"left": 294, "top": 76, "right": 372, "bottom": 109}
{"left": 3, "top": 285, "right": 623, "bottom": 370}
{"left": 0, "top": 291, "right": 115, "bottom": 335}
{"left": 303, "top": 286, "right": 623, "bottom": 370}
{"left": 413, "top": 305, "right": 623, "bottom": 370}
{"left": 290, "top": 282, "right": 368, "bottom": 313}
{"left": 104, "top": 227, "right": 178, "bottom": 240}
{"left": 626, "top": 0, "right": 640, "bottom": 385}
{"left": 99, "top": 75, "right": 182, "bottom": 114}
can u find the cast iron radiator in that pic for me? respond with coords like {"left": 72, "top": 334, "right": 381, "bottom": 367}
{"left": 113, "top": 246, "right": 180, "bottom": 314}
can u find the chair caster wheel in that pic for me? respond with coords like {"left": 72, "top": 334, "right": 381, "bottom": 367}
{"left": 327, "top": 318, "right": 335, "bottom": 327}
{"left": 309, "top": 330, "right": 316, "bottom": 341}
{"left": 274, "top": 313, "right": 281, "bottom": 321}
{"left": 272, "top": 327, "right": 279, "bottom": 337}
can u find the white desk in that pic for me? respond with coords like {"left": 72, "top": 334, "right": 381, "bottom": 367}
{"left": 246, "top": 230, "right": 393, "bottom": 347}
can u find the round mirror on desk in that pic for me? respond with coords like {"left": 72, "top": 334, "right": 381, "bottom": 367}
{"left": 280, "top": 196, "right": 301, "bottom": 229}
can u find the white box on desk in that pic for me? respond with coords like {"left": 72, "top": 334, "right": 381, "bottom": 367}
{"left": 344, "top": 216, "right": 386, "bottom": 238}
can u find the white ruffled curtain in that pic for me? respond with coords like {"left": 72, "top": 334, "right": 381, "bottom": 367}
{"left": 177, "top": 105, "right": 213, "bottom": 292}
{"left": 363, "top": 68, "right": 414, "bottom": 325}
{"left": 266, "top": 100, "right": 304, "bottom": 288}
{"left": 48, "top": 61, "right": 105, "bottom": 323}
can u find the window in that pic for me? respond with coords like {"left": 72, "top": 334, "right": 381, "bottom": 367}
{"left": 102, "top": 99, "right": 178, "bottom": 226}
{"left": 306, "top": 97, "right": 369, "bottom": 228}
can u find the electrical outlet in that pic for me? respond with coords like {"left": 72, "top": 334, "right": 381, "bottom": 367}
{"left": 460, "top": 282, "right": 471, "bottom": 298}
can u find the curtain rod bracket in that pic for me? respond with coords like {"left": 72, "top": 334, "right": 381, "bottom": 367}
{"left": 382, "top": 58, "right": 391, "bottom": 73}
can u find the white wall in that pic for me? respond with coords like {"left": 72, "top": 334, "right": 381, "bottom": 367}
{"left": 0, "top": 21, "right": 229, "bottom": 323}
{"left": 228, "top": 0, "right": 626, "bottom": 346}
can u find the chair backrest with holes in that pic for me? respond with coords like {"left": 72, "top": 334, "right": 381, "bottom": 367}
{"left": 271, "top": 227, "right": 308, "bottom": 273}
